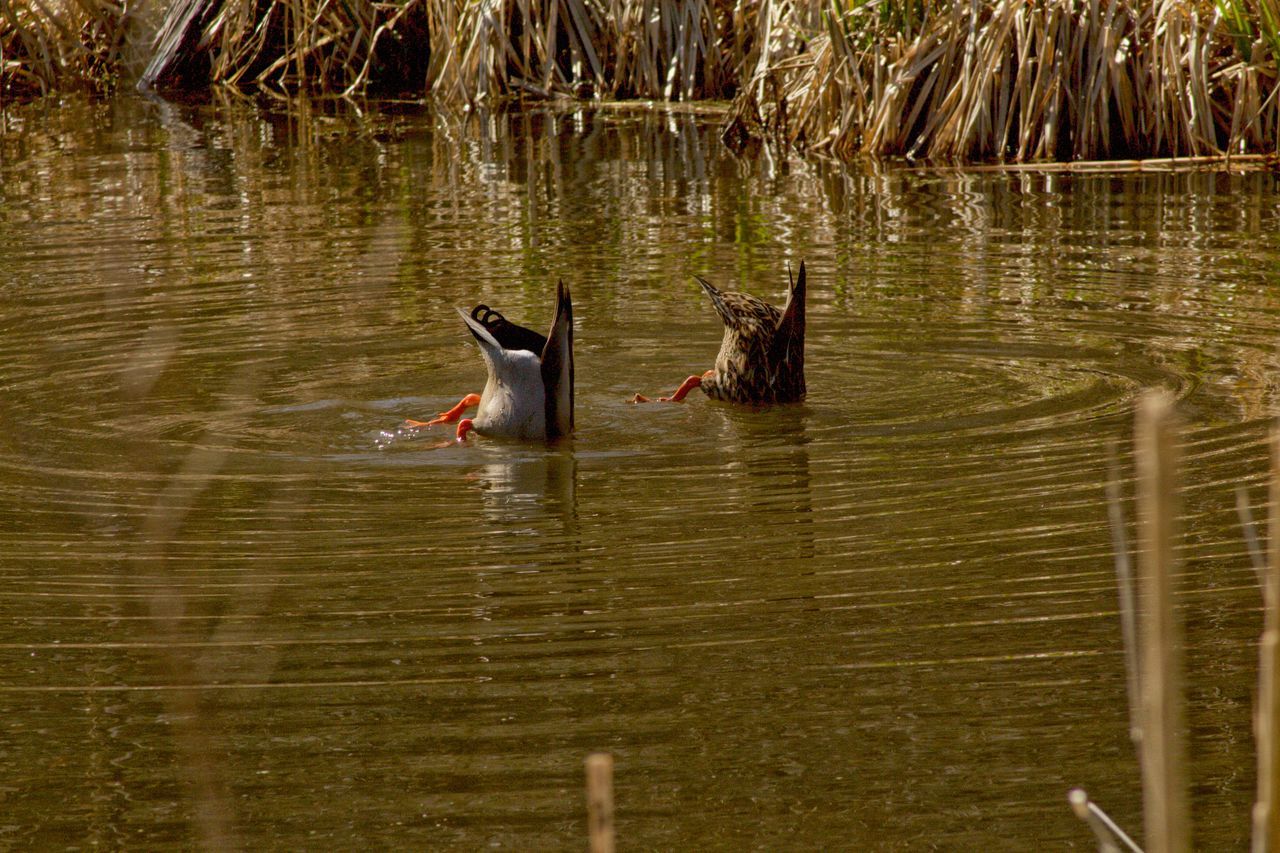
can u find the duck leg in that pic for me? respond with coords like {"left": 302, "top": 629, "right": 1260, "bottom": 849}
{"left": 631, "top": 371, "right": 712, "bottom": 403}
{"left": 406, "top": 393, "right": 481, "bottom": 427}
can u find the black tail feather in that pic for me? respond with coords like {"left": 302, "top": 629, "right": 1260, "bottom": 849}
{"left": 469, "top": 304, "right": 547, "bottom": 354}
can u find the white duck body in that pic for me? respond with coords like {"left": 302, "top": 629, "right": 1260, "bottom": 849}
{"left": 459, "top": 310, "right": 549, "bottom": 440}
{"left": 454, "top": 281, "right": 573, "bottom": 441}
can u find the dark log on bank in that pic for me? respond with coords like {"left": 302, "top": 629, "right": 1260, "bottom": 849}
{"left": 138, "top": 0, "right": 215, "bottom": 91}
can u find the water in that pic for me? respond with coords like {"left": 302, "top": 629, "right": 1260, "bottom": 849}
{"left": 1, "top": 93, "right": 1278, "bottom": 849}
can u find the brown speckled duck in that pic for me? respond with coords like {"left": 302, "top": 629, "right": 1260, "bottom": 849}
{"left": 634, "top": 261, "right": 805, "bottom": 405}
{"left": 409, "top": 282, "right": 573, "bottom": 441}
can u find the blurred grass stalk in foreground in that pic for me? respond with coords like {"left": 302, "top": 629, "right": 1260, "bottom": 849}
{"left": 1087, "top": 403, "right": 1280, "bottom": 852}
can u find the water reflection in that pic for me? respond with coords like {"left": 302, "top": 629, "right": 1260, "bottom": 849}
{"left": 470, "top": 448, "right": 579, "bottom": 528}
{"left": 0, "top": 92, "right": 1277, "bottom": 849}
{"left": 704, "top": 406, "right": 816, "bottom": 560}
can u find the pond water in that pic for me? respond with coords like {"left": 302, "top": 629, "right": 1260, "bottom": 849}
{"left": 2, "top": 93, "right": 1278, "bottom": 849}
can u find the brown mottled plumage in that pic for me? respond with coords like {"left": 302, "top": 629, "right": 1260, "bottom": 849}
{"left": 696, "top": 262, "right": 806, "bottom": 404}
{"left": 630, "top": 262, "right": 806, "bottom": 406}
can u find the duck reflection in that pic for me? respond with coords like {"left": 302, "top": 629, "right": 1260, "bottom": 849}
{"left": 711, "top": 406, "right": 815, "bottom": 559}
{"left": 469, "top": 447, "right": 579, "bottom": 530}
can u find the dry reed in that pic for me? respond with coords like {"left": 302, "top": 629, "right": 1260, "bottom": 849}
{"left": 1252, "top": 428, "right": 1280, "bottom": 852}
{"left": 140, "top": 0, "right": 432, "bottom": 94}
{"left": 1, "top": 0, "right": 139, "bottom": 98}
{"left": 585, "top": 752, "right": 615, "bottom": 853}
{"left": 739, "top": 0, "right": 1280, "bottom": 161}
{"left": 137, "top": 0, "right": 740, "bottom": 99}
{"left": 8, "top": 0, "right": 1280, "bottom": 162}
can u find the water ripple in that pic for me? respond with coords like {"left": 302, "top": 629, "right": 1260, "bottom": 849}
{"left": 0, "top": 94, "right": 1275, "bottom": 849}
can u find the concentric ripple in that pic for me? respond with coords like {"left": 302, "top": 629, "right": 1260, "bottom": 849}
{"left": 0, "top": 94, "right": 1277, "bottom": 849}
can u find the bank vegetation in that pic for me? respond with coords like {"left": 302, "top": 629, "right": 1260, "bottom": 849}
{"left": 4, "top": 0, "right": 1280, "bottom": 163}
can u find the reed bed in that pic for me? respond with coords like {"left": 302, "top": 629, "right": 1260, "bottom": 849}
{"left": 737, "top": 0, "right": 1280, "bottom": 160}
{"left": 1, "top": 0, "right": 139, "bottom": 98}
{"left": 141, "top": 0, "right": 741, "bottom": 100}
{"left": 8, "top": 0, "right": 1280, "bottom": 162}
{"left": 138, "top": 0, "right": 432, "bottom": 93}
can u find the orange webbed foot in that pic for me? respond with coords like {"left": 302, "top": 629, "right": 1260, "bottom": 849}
{"left": 661, "top": 373, "right": 706, "bottom": 403}
{"left": 407, "top": 393, "right": 480, "bottom": 428}
{"left": 632, "top": 372, "right": 710, "bottom": 404}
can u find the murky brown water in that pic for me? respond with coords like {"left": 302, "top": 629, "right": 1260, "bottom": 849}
{"left": 2, "top": 93, "right": 1278, "bottom": 848}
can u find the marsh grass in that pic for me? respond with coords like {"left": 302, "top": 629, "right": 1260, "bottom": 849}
{"left": 140, "top": 0, "right": 432, "bottom": 94}
{"left": 1, "top": 0, "right": 142, "bottom": 97}
{"left": 143, "top": 0, "right": 737, "bottom": 100}
{"left": 8, "top": 1, "right": 1280, "bottom": 163}
{"left": 743, "top": 0, "right": 1280, "bottom": 160}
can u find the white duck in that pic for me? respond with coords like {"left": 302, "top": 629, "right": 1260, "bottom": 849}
{"left": 410, "top": 282, "right": 573, "bottom": 441}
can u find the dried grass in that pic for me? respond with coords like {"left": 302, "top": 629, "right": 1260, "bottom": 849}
{"left": 139, "top": 0, "right": 735, "bottom": 100}
{"left": 140, "top": 0, "right": 432, "bottom": 94}
{"left": 8, "top": 0, "right": 1280, "bottom": 162}
{"left": 1, "top": 0, "right": 139, "bottom": 98}
{"left": 743, "top": 0, "right": 1280, "bottom": 161}
{"left": 415, "top": 0, "right": 731, "bottom": 102}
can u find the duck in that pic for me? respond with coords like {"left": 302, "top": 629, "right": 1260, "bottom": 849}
{"left": 634, "top": 261, "right": 805, "bottom": 404}
{"left": 409, "top": 282, "right": 573, "bottom": 441}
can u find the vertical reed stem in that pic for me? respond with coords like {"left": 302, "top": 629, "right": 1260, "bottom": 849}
{"left": 586, "top": 752, "right": 614, "bottom": 853}
{"left": 1106, "top": 441, "right": 1143, "bottom": 749}
{"left": 1253, "top": 425, "right": 1280, "bottom": 853}
{"left": 1134, "top": 391, "right": 1190, "bottom": 853}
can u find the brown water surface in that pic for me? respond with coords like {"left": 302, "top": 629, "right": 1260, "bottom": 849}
{"left": 2, "top": 94, "right": 1279, "bottom": 849}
